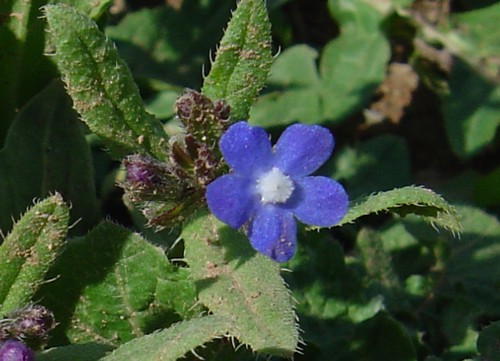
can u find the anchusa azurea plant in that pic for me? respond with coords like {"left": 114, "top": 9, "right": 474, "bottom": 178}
{"left": 1, "top": 0, "right": 498, "bottom": 361}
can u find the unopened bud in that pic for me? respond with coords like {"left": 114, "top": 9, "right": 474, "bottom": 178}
{"left": 0, "top": 340, "right": 35, "bottom": 361}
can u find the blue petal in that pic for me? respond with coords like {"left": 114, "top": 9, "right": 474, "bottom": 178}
{"left": 289, "top": 176, "right": 348, "bottom": 227}
{"left": 219, "top": 121, "right": 273, "bottom": 175}
{"left": 273, "top": 124, "right": 333, "bottom": 177}
{"left": 248, "top": 205, "right": 297, "bottom": 262}
{"left": 206, "top": 174, "right": 256, "bottom": 228}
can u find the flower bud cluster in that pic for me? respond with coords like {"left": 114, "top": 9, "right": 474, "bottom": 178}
{"left": 121, "top": 90, "right": 230, "bottom": 229}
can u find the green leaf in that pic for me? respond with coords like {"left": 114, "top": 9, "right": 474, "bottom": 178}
{"left": 250, "top": 0, "right": 390, "bottom": 126}
{"left": 0, "top": 80, "right": 100, "bottom": 235}
{"left": 145, "top": 89, "right": 181, "bottom": 120}
{"left": 442, "top": 59, "right": 500, "bottom": 158}
{"left": 326, "top": 135, "right": 411, "bottom": 199}
{"left": 321, "top": 0, "right": 390, "bottom": 121}
{"left": 451, "top": 2, "right": 500, "bottom": 78}
{"left": 477, "top": 321, "right": 500, "bottom": 361}
{"left": 182, "top": 210, "right": 298, "bottom": 357}
{"left": 337, "top": 186, "right": 462, "bottom": 234}
{"left": 356, "top": 228, "right": 401, "bottom": 291}
{"left": 474, "top": 166, "right": 500, "bottom": 207}
{"left": 105, "top": 1, "right": 234, "bottom": 88}
{"left": 101, "top": 315, "right": 231, "bottom": 361}
{"left": 0, "top": 0, "right": 58, "bottom": 146}
{"left": 249, "top": 45, "right": 323, "bottom": 126}
{"left": 48, "top": 0, "right": 113, "bottom": 20}
{"left": 38, "top": 343, "right": 114, "bottom": 361}
{"left": 44, "top": 4, "right": 169, "bottom": 159}
{"left": 443, "top": 206, "right": 500, "bottom": 314}
{"left": 202, "top": 0, "right": 273, "bottom": 120}
{"left": 0, "top": 193, "right": 69, "bottom": 314}
{"left": 37, "top": 222, "right": 197, "bottom": 346}
{"left": 341, "top": 312, "right": 417, "bottom": 361}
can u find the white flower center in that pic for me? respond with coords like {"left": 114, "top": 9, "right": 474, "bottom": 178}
{"left": 256, "top": 167, "right": 294, "bottom": 204}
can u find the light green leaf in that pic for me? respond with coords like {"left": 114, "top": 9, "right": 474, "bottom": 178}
{"left": 337, "top": 186, "right": 461, "bottom": 234}
{"left": 182, "top": 210, "right": 298, "bottom": 357}
{"left": 44, "top": 4, "right": 169, "bottom": 159}
{"left": 202, "top": 0, "right": 273, "bottom": 120}
{"left": 249, "top": 45, "right": 323, "bottom": 126}
{"left": 101, "top": 315, "right": 231, "bottom": 361}
{"left": 37, "top": 222, "right": 197, "bottom": 346}
{"left": 0, "top": 80, "right": 100, "bottom": 235}
{"left": 442, "top": 59, "right": 500, "bottom": 158}
{"left": 0, "top": 193, "right": 69, "bottom": 314}
{"left": 321, "top": 0, "right": 390, "bottom": 121}
{"left": 451, "top": 2, "right": 500, "bottom": 78}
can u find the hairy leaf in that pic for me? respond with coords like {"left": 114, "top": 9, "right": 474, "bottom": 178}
{"left": 37, "top": 222, "right": 197, "bottom": 346}
{"left": 44, "top": 4, "right": 169, "bottom": 159}
{"left": 101, "top": 315, "right": 230, "bottom": 361}
{"left": 337, "top": 186, "right": 461, "bottom": 233}
{"left": 0, "top": 194, "right": 69, "bottom": 314}
{"left": 182, "top": 210, "right": 298, "bottom": 357}
{"left": 202, "top": 0, "right": 273, "bottom": 120}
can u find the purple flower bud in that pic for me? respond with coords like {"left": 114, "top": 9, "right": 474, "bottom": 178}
{"left": 0, "top": 340, "right": 35, "bottom": 361}
{"left": 1, "top": 305, "right": 55, "bottom": 350}
{"left": 124, "top": 155, "right": 163, "bottom": 186}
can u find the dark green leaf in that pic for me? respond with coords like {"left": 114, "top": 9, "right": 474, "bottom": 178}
{"left": 0, "top": 80, "right": 99, "bottom": 235}
{"left": 477, "top": 321, "right": 500, "bottom": 361}
{"left": 340, "top": 312, "right": 417, "bottom": 361}
{"left": 443, "top": 206, "right": 500, "bottom": 314}
{"left": 105, "top": 1, "right": 234, "bottom": 88}
{"left": 38, "top": 343, "right": 114, "bottom": 361}
{"left": 0, "top": 0, "right": 58, "bottom": 146}
{"left": 327, "top": 135, "right": 411, "bottom": 199}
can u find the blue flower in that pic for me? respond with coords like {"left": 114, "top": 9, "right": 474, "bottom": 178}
{"left": 206, "top": 121, "right": 348, "bottom": 262}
